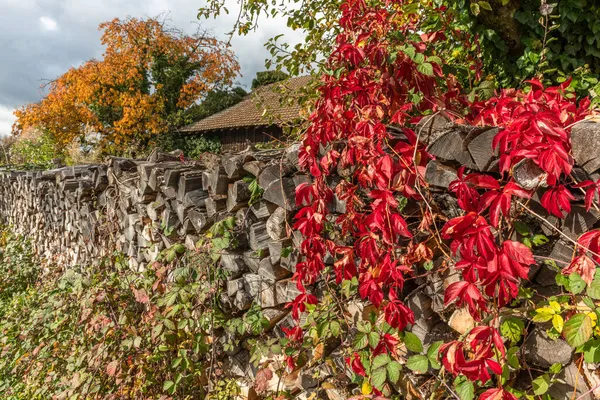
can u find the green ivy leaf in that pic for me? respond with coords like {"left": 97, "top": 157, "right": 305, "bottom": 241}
{"left": 531, "top": 234, "right": 549, "bottom": 246}
{"left": 507, "top": 346, "right": 521, "bottom": 369}
{"left": 532, "top": 307, "right": 555, "bottom": 323}
{"left": 470, "top": 2, "right": 480, "bottom": 15}
{"left": 405, "top": 355, "right": 428, "bottom": 374}
{"left": 501, "top": 317, "right": 525, "bottom": 344}
{"left": 513, "top": 221, "right": 530, "bottom": 236}
{"left": 403, "top": 331, "right": 423, "bottom": 353}
{"left": 171, "top": 357, "right": 182, "bottom": 369}
{"left": 563, "top": 313, "right": 593, "bottom": 348}
{"left": 368, "top": 331, "right": 380, "bottom": 348}
{"left": 549, "top": 363, "right": 562, "bottom": 374}
{"left": 532, "top": 374, "right": 550, "bottom": 395}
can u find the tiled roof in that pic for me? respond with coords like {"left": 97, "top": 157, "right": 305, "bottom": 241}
{"left": 179, "top": 75, "right": 312, "bottom": 133}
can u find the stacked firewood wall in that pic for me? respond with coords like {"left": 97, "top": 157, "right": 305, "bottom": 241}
{"left": 0, "top": 146, "right": 302, "bottom": 311}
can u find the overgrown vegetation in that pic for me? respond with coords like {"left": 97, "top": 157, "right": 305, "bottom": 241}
{"left": 156, "top": 132, "right": 222, "bottom": 157}
{"left": 0, "top": 224, "right": 278, "bottom": 399}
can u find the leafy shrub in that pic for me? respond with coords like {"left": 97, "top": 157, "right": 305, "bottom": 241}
{"left": 8, "top": 129, "right": 61, "bottom": 169}
{"left": 0, "top": 222, "right": 271, "bottom": 399}
{"left": 155, "top": 132, "right": 222, "bottom": 157}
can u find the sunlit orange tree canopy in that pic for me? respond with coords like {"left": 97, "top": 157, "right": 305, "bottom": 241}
{"left": 13, "top": 17, "right": 239, "bottom": 152}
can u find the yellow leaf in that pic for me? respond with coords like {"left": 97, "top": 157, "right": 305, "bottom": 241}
{"left": 549, "top": 301, "right": 561, "bottom": 313}
{"left": 588, "top": 312, "right": 598, "bottom": 327}
{"left": 362, "top": 380, "right": 373, "bottom": 395}
{"left": 532, "top": 307, "right": 555, "bottom": 323}
{"left": 552, "top": 314, "right": 564, "bottom": 333}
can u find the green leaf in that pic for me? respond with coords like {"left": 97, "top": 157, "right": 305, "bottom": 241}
{"left": 532, "top": 374, "right": 550, "bottom": 395}
{"left": 501, "top": 317, "right": 525, "bottom": 344}
{"left": 587, "top": 272, "right": 600, "bottom": 299}
{"left": 470, "top": 2, "right": 480, "bottom": 15}
{"left": 454, "top": 376, "right": 475, "bottom": 400}
{"left": 507, "top": 346, "right": 520, "bottom": 369}
{"left": 555, "top": 272, "right": 569, "bottom": 287}
{"left": 163, "top": 380, "right": 176, "bottom": 394}
{"left": 171, "top": 357, "right": 182, "bottom": 369}
{"left": 330, "top": 321, "right": 341, "bottom": 337}
{"left": 368, "top": 331, "right": 380, "bottom": 348}
{"left": 531, "top": 234, "right": 549, "bottom": 246}
{"left": 405, "top": 355, "right": 428, "bottom": 374}
{"left": 417, "top": 62, "right": 434, "bottom": 76}
{"left": 563, "top": 313, "right": 593, "bottom": 348}
{"left": 354, "top": 332, "right": 369, "bottom": 350}
{"left": 569, "top": 273, "right": 586, "bottom": 294}
{"left": 372, "top": 354, "right": 390, "bottom": 370}
{"left": 403, "top": 331, "right": 423, "bottom": 353}
{"left": 371, "top": 367, "right": 387, "bottom": 390}
{"left": 582, "top": 339, "right": 600, "bottom": 363}
{"left": 427, "top": 341, "right": 443, "bottom": 369}
{"left": 478, "top": 1, "right": 492, "bottom": 11}
{"left": 513, "top": 221, "right": 530, "bottom": 236}
{"left": 386, "top": 361, "right": 401, "bottom": 384}
{"left": 549, "top": 363, "right": 562, "bottom": 374}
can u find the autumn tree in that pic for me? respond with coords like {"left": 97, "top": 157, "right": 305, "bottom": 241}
{"left": 13, "top": 17, "right": 239, "bottom": 153}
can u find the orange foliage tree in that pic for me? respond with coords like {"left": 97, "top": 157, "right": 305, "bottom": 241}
{"left": 13, "top": 17, "right": 239, "bottom": 152}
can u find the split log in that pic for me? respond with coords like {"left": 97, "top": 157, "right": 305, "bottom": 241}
{"left": 425, "top": 160, "right": 458, "bottom": 189}
{"left": 221, "top": 250, "right": 248, "bottom": 278}
{"left": 222, "top": 153, "right": 254, "bottom": 179}
{"left": 249, "top": 222, "right": 271, "bottom": 252}
{"left": 258, "top": 257, "right": 292, "bottom": 281}
{"left": 188, "top": 208, "right": 213, "bottom": 233}
{"left": 250, "top": 200, "right": 278, "bottom": 220}
{"left": 227, "top": 180, "right": 251, "bottom": 212}
{"left": 243, "top": 160, "right": 264, "bottom": 177}
{"left": 266, "top": 207, "right": 288, "bottom": 240}
{"left": 207, "top": 167, "right": 229, "bottom": 196}
{"left": 177, "top": 171, "right": 205, "bottom": 201}
{"left": 263, "top": 178, "right": 296, "bottom": 211}
{"left": 467, "top": 128, "right": 498, "bottom": 171}
{"left": 571, "top": 120, "right": 600, "bottom": 174}
{"left": 205, "top": 197, "right": 227, "bottom": 217}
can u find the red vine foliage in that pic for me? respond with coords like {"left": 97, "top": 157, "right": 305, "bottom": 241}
{"left": 289, "top": 0, "right": 593, "bottom": 397}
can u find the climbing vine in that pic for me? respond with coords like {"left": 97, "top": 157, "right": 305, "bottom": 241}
{"left": 286, "top": 0, "right": 600, "bottom": 398}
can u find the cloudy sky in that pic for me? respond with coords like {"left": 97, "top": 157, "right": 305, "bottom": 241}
{"left": 0, "top": 0, "right": 304, "bottom": 136}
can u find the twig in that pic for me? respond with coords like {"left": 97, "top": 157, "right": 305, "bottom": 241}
{"left": 516, "top": 200, "right": 600, "bottom": 262}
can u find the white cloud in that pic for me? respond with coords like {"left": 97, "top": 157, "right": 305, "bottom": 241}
{"left": 0, "top": 106, "right": 16, "bottom": 137}
{"left": 39, "top": 16, "right": 59, "bottom": 32}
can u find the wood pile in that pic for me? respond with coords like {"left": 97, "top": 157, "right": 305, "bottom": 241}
{"left": 0, "top": 146, "right": 303, "bottom": 311}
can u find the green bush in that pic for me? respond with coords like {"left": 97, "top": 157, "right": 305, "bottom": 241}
{"left": 155, "top": 132, "right": 222, "bottom": 157}
{"left": 9, "top": 131, "right": 61, "bottom": 169}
